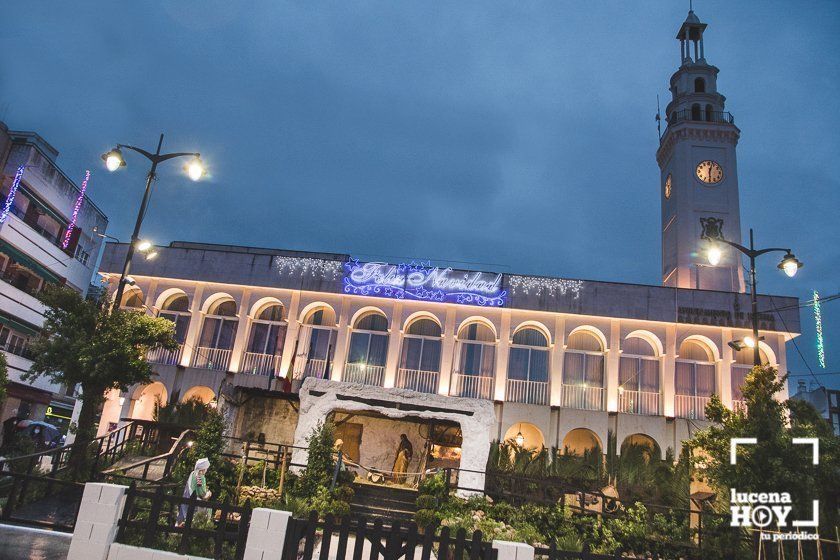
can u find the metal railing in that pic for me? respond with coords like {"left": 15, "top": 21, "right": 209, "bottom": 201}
{"left": 669, "top": 109, "right": 735, "bottom": 125}
{"left": 190, "top": 346, "right": 232, "bottom": 371}
{"left": 450, "top": 372, "right": 495, "bottom": 400}
{"left": 147, "top": 343, "right": 183, "bottom": 366}
{"left": 298, "top": 358, "right": 330, "bottom": 380}
{"left": 617, "top": 390, "right": 660, "bottom": 416}
{"left": 342, "top": 363, "right": 385, "bottom": 386}
{"left": 674, "top": 394, "right": 712, "bottom": 420}
{"left": 241, "top": 351, "right": 282, "bottom": 376}
{"left": 505, "top": 379, "right": 548, "bottom": 405}
{"left": 731, "top": 399, "right": 747, "bottom": 413}
{"left": 395, "top": 368, "right": 440, "bottom": 393}
{"left": 560, "top": 384, "right": 605, "bottom": 411}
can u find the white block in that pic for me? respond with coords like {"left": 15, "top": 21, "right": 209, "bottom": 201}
{"left": 152, "top": 549, "right": 185, "bottom": 559}
{"left": 250, "top": 508, "right": 273, "bottom": 532}
{"left": 88, "top": 522, "right": 119, "bottom": 545}
{"left": 267, "top": 510, "right": 292, "bottom": 534}
{"left": 67, "top": 538, "right": 110, "bottom": 560}
{"left": 96, "top": 483, "right": 129, "bottom": 505}
{"left": 492, "top": 541, "right": 534, "bottom": 560}
{"left": 108, "top": 543, "right": 151, "bottom": 560}
{"left": 242, "top": 549, "right": 265, "bottom": 560}
{"left": 245, "top": 527, "right": 277, "bottom": 552}
{"left": 72, "top": 519, "right": 95, "bottom": 541}
{"left": 83, "top": 503, "right": 122, "bottom": 525}
{"left": 82, "top": 484, "right": 104, "bottom": 505}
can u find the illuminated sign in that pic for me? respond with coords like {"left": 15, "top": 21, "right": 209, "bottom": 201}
{"left": 343, "top": 259, "right": 506, "bottom": 307}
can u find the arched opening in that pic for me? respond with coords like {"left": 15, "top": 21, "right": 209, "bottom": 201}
{"left": 150, "top": 291, "right": 190, "bottom": 365}
{"left": 130, "top": 382, "right": 168, "bottom": 421}
{"left": 676, "top": 339, "right": 717, "bottom": 419}
{"left": 691, "top": 103, "right": 702, "bottom": 121}
{"left": 193, "top": 296, "right": 238, "bottom": 371}
{"left": 620, "top": 433, "right": 661, "bottom": 462}
{"left": 345, "top": 311, "right": 389, "bottom": 386}
{"left": 121, "top": 287, "right": 145, "bottom": 310}
{"left": 562, "top": 329, "right": 605, "bottom": 410}
{"left": 397, "top": 318, "right": 442, "bottom": 393}
{"left": 243, "top": 301, "right": 286, "bottom": 376}
{"left": 562, "top": 428, "right": 602, "bottom": 457}
{"left": 619, "top": 334, "right": 661, "bottom": 415}
{"left": 694, "top": 77, "right": 706, "bottom": 93}
{"left": 503, "top": 422, "right": 545, "bottom": 450}
{"left": 295, "top": 305, "right": 337, "bottom": 381}
{"left": 507, "top": 327, "right": 549, "bottom": 405}
{"left": 705, "top": 104, "right": 714, "bottom": 122}
{"left": 181, "top": 385, "right": 215, "bottom": 405}
{"left": 452, "top": 321, "right": 496, "bottom": 399}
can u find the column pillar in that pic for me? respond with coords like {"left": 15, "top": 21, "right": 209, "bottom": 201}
{"left": 180, "top": 283, "right": 206, "bottom": 367}
{"left": 438, "top": 307, "right": 458, "bottom": 395}
{"left": 662, "top": 325, "right": 677, "bottom": 417}
{"left": 383, "top": 302, "right": 404, "bottom": 388}
{"left": 605, "top": 319, "right": 621, "bottom": 412}
{"left": 719, "top": 328, "right": 733, "bottom": 407}
{"left": 493, "top": 312, "right": 512, "bottom": 401}
{"left": 229, "top": 289, "right": 253, "bottom": 373}
{"left": 143, "top": 278, "right": 159, "bottom": 315}
{"left": 549, "top": 316, "right": 566, "bottom": 407}
{"left": 775, "top": 333, "right": 789, "bottom": 400}
{"left": 331, "top": 299, "right": 352, "bottom": 381}
{"left": 278, "top": 291, "right": 301, "bottom": 379}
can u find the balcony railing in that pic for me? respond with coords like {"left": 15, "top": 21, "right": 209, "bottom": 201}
{"left": 449, "top": 373, "right": 494, "bottom": 400}
{"left": 669, "top": 109, "right": 735, "bottom": 126}
{"left": 618, "top": 390, "right": 661, "bottom": 416}
{"left": 297, "top": 358, "right": 330, "bottom": 380}
{"left": 241, "top": 351, "right": 282, "bottom": 376}
{"left": 396, "top": 368, "right": 439, "bottom": 394}
{"left": 561, "top": 384, "right": 605, "bottom": 411}
{"left": 342, "top": 363, "right": 385, "bottom": 386}
{"left": 731, "top": 400, "right": 747, "bottom": 414}
{"left": 506, "top": 379, "right": 548, "bottom": 405}
{"left": 191, "top": 347, "right": 232, "bottom": 371}
{"left": 147, "top": 343, "right": 184, "bottom": 366}
{"left": 674, "top": 394, "right": 712, "bottom": 420}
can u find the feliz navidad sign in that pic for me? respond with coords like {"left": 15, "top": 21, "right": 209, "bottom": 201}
{"left": 342, "top": 259, "right": 507, "bottom": 307}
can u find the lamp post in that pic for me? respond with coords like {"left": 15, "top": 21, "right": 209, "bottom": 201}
{"left": 706, "top": 228, "right": 802, "bottom": 366}
{"left": 102, "top": 134, "right": 204, "bottom": 312}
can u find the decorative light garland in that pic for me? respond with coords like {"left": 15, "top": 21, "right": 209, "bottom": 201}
{"left": 813, "top": 290, "right": 826, "bottom": 369}
{"left": 0, "top": 165, "right": 26, "bottom": 225}
{"left": 62, "top": 169, "right": 90, "bottom": 249}
{"left": 508, "top": 275, "right": 584, "bottom": 298}
{"left": 273, "top": 256, "right": 342, "bottom": 280}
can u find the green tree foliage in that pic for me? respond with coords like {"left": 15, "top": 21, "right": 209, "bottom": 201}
{"left": 688, "top": 365, "right": 840, "bottom": 535}
{"left": 25, "top": 286, "right": 177, "bottom": 477}
{"left": 289, "top": 420, "right": 353, "bottom": 517}
{"left": 154, "top": 397, "right": 214, "bottom": 427}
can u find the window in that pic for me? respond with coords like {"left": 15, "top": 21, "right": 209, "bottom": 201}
{"left": 676, "top": 340, "right": 715, "bottom": 397}
{"left": 158, "top": 294, "right": 190, "bottom": 343}
{"left": 694, "top": 77, "right": 706, "bottom": 93}
{"left": 400, "top": 319, "right": 442, "bottom": 373}
{"left": 457, "top": 322, "right": 496, "bottom": 378}
{"left": 198, "top": 299, "right": 238, "bottom": 350}
{"left": 348, "top": 312, "right": 389, "bottom": 367}
{"left": 691, "top": 103, "right": 702, "bottom": 121}
{"left": 563, "top": 330, "right": 605, "bottom": 387}
{"left": 0, "top": 254, "right": 45, "bottom": 296}
{"left": 0, "top": 326, "right": 30, "bottom": 358}
{"left": 508, "top": 328, "right": 549, "bottom": 383}
{"left": 247, "top": 304, "right": 286, "bottom": 356}
{"left": 619, "top": 336, "right": 660, "bottom": 393}
{"left": 705, "top": 104, "right": 714, "bottom": 122}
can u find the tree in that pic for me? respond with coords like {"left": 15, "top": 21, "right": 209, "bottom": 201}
{"left": 25, "top": 286, "right": 177, "bottom": 476}
{"left": 0, "top": 351, "right": 7, "bottom": 404}
{"left": 687, "top": 365, "right": 839, "bottom": 544}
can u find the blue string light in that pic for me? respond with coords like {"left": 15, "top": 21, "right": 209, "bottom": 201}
{"left": 0, "top": 165, "right": 26, "bottom": 225}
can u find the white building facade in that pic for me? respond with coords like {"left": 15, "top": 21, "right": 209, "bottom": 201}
{"left": 0, "top": 122, "right": 109, "bottom": 432}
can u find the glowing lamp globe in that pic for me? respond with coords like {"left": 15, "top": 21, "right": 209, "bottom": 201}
{"left": 186, "top": 157, "right": 205, "bottom": 181}
{"left": 102, "top": 148, "right": 125, "bottom": 172}
{"left": 743, "top": 336, "right": 756, "bottom": 349}
{"left": 707, "top": 245, "right": 722, "bottom": 266}
{"left": 778, "top": 253, "right": 802, "bottom": 278}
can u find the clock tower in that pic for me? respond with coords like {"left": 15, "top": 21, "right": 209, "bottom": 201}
{"left": 656, "top": 9, "right": 745, "bottom": 293}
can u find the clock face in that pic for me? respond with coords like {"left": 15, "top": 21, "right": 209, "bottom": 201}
{"left": 664, "top": 174, "right": 672, "bottom": 199}
{"left": 696, "top": 160, "right": 723, "bottom": 184}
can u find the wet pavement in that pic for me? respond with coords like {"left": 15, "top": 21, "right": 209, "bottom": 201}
{"left": 0, "top": 523, "right": 70, "bottom": 560}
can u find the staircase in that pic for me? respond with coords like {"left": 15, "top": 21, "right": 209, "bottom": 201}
{"left": 350, "top": 483, "right": 417, "bottom": 523}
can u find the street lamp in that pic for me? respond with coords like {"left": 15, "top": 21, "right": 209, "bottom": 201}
{"left": 705, "top": 228, "right": 802, "bottom": 366}
{"left": 101, "top": 134, "right": 204, "bottom": 312}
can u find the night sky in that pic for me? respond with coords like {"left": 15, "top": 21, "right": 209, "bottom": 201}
{"left": 1, "top": 1, "right": 837, "bottom": 389}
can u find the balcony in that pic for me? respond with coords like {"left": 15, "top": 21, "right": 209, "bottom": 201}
{"left": 505, "top": 379, "right": 548, "bottom": 405}
{"left": 191, "top": 347, "right": 232, "bottom": 371}
{"left": 241, "top": 351, "right": 282, "bottom": 376}
{"left": 449, "top": 373, "right": 494, "bottom": 400}
{"left": 675, "top": 395, "right": 712, "bottom": 420}
{"left": 395, "top": 368, "right": 439, "bottom": 394}
{"left": 731, "top": 400, "right": 747, "bottom": 414}
{"left": 147, "top": 344, "right": 183, "bottom": 366}
{"left": 342, "top": 363, "right": 385, "bottom": 386}
{"left": 618, "top": 390, "right": 661, "bottom": 416}
{"left": 668, "top": 109, "right": 735, "bottom": 126}
{"left": 561, "top": 384, "right": 605, "bottom": 411}
{"left": 297, "top": 358, "right": 330, "bottom": 380}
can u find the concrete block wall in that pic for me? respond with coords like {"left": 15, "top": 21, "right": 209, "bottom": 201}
{"left": 242, "top": 507, "right": 291, "bottom": 560}
{"left": 67, "top": 483, "right": 129, "bottom": 560}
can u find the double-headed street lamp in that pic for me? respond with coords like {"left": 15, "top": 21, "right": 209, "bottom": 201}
{"left": 101, "top": 134, "right": 205, "bottom": 312}
{"left": 705, "top": 228, "right": 803, "bottom": 366}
